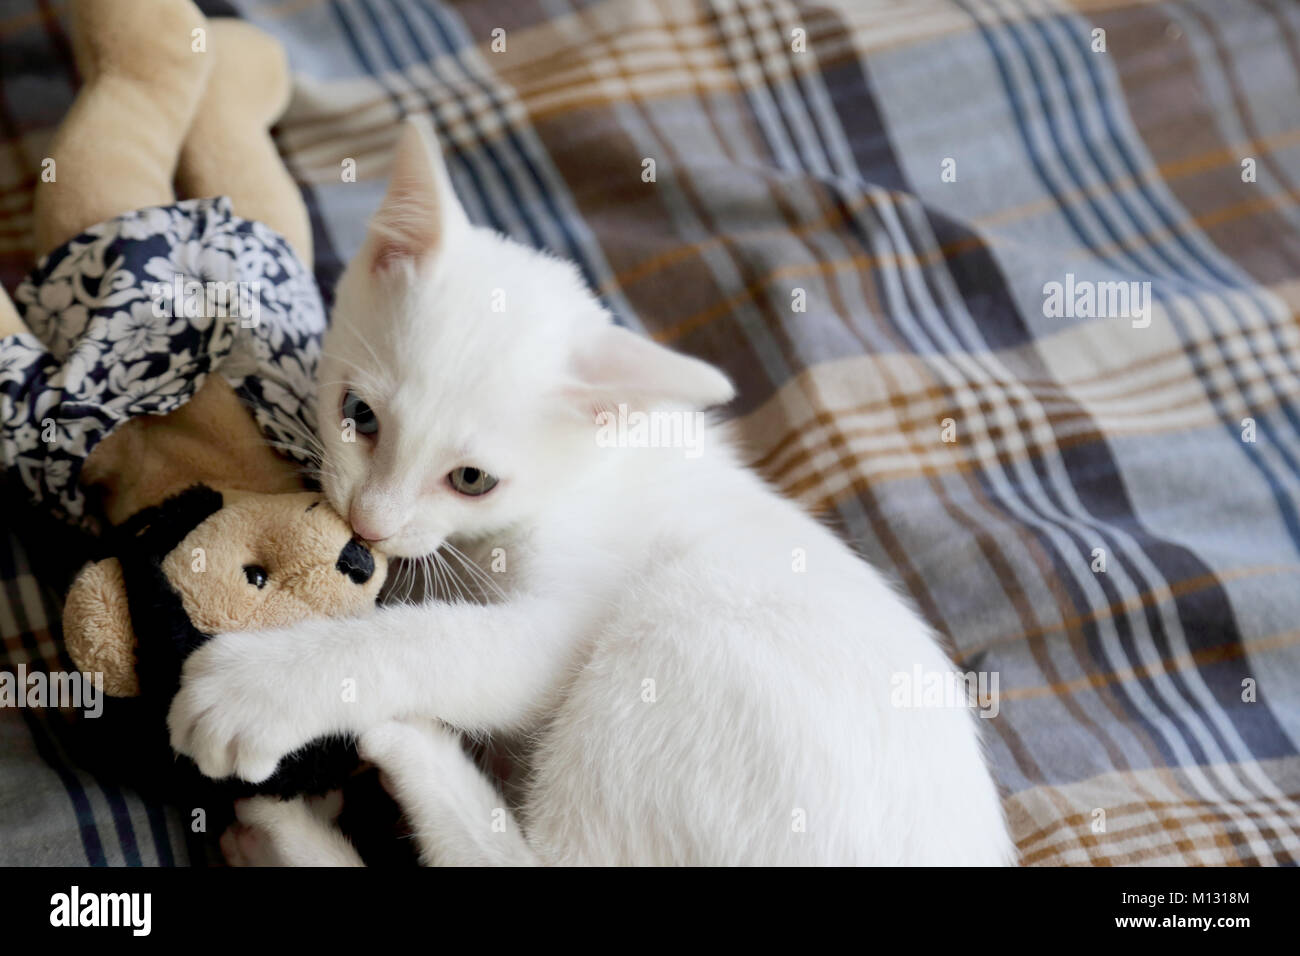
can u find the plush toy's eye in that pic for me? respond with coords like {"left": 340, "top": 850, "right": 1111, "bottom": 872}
{"left": 448, "top": 466, "right": 498, "bottom": 497}
{"left": 243, "top": 564, "right": 268, "bottom": 589}
{"left": 341, "top": 390, "right": 379, "bottom": 436}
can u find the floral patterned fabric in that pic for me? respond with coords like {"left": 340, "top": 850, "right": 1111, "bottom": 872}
{"left": 0, "top": 197, "right": 325, "bottom": 523}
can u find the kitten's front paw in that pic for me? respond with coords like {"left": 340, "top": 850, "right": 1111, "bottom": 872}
{"left": 358, "top": 717, "right": 465, "bottom": 797}
{"left": 167, "top": 633, "right": 312, "bottom": 783}
{"left": 358, "top": 716, "right": 454, "bottom": 765}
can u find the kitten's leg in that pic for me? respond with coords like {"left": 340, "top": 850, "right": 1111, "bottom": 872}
{"left": 220, "top": 794, "right": 364, "bottom": 867}
{"left": 172, "top": 596, "right": 583, "bottom": 782}
{"left": 359, "top": 720, "right": 538, "bottom": 867}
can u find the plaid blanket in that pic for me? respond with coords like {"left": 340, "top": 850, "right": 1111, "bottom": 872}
{"left": 2, "top": 0, "right": 1299, "bottom": 866}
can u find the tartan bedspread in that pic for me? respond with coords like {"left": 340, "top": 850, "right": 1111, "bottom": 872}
{"left": 2, "top": 0, "right": 1299, "bottom": 866}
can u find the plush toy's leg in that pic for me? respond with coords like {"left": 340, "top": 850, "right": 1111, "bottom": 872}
{"left": 360, "top": 719, "right": 540, "bottom": 867}
{"left": 221, "top": 794, "right": 364, "bottom": 867}
{"left": 176, "top": 20, "right": 313, "bottom": 268}
{"left": 32, "top": 0, "right": 212, "bottom": 258}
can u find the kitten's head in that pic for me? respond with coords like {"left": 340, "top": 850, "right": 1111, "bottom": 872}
{"left": 318, "top": 118, "right": 734, "bottom": 558}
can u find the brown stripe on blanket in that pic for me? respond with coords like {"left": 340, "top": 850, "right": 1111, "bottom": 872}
{"left": 958, "top": 572, "right": 1300, "bottom": 666}
{"left": 1000, "top": 624, "right": 1300, "bottom": 704}
{"left": 743, "top": 315, "right": 1295, "bottom": 513}
{"left": 1011, "top": 777, "right": 1226, "bottom": 866}
{"left": 1010, "top": 757, "right": 1300, "bottom": 864}
{"left": 1016, "top": 784, "right": 1300, "bottom": 857}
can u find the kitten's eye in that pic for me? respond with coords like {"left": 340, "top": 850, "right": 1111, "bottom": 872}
{"left": 243, "top": 565, "right": 268, "bottom": 589}
{"left": 341, "top": 390, "right": 379, "bottom": 436}
{"left": 448, "top": 466, "right": 498, "bottom": 497}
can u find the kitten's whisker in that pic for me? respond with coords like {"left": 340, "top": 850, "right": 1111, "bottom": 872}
{"left": 269, "top": 418, "right": 328, "bottom": 457}
{"left": 402, "top": 559, "right": 419, "bottom": 605}
{"left": 390, "top": 559, "right": 406, "bottom": 604}
{"left": 421, "top": 554, "right": 438, "bottom": 604}
{"left": 264, "top": 439, "right": 323, "bottom": 463}
{"left": 442, "top": 542, "right": 506, "bottom": 602}
{"left": 429, "top": 552, "right": 451, "bottom": 603}
{"left": 446, "top": 552, "right": 476, "bottom": 605}
{"left": 434, "top": 551, "right": 470, "bottom": 605}
{"left": 265, "top": 430, "right": 321, "bottom": 454}
{"left": 447, "top": 542, "right": 506, "bottom": 601}
{"left": 434, "top": 555, "right": 455, "bottom": 605}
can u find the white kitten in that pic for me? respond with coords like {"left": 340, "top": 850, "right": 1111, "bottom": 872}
{"left": 169, "top": 118, "right": 1013, "bottom": 866}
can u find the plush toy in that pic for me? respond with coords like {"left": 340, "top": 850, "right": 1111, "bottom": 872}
{"left": 0, "top": 0, "right": 392, "bottom": 859}
{"left": 64, "top": 484, "right": 384, "bottom": 780}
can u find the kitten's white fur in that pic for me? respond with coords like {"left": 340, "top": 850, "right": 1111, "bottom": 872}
{"left": 171, "top": 119, "right": 1013, "bottom": 866}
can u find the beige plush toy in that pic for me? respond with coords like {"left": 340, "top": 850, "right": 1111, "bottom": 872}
{"left": 0, "top": 0, "right": 388, "bottom": 848}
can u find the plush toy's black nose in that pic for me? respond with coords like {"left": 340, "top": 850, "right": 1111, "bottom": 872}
{"left": 336, "top": 539, "right": 375, "bottom": 585}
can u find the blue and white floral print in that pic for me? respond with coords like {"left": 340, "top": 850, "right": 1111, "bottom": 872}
{"left": 0, "top": 197, "right": 325, "bottom": 522}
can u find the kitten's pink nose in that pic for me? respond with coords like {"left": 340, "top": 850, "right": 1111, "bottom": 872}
{"left": 351, "top": 487, "right": 406, "bottom": 543}
{"left": 349, "top": 503, "right": 396, "bottom": 543}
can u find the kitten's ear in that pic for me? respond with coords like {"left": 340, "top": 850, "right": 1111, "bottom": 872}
{"left": 367, "top": 117, "right": 468, "bottom": 270}
{"left": 567, "top": 325, "right": 735, "bottom": 412}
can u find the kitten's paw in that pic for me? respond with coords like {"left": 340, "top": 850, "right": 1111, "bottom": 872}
{"left": 167, "top": 633, "right": 317, "bottom": 783}
{"left": 359, "top": 718, "right": 464, "bottom": 797}
{"left": 220, "top": 821, "right": 280, "bottom": 867}
{"left": 220, "top": 798, "right": 302, "bottom": 867}
{"left": 221, "top": 795, "right": 361, "bottom": 867}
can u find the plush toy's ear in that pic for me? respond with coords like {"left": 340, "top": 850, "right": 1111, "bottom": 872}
{"left": 62, "top": 558, "right": 139, "bottom": 697}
